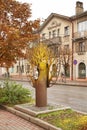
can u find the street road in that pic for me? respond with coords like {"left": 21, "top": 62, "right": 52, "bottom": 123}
{"left": 16, "top": 81, "right": 87, "bottom": 113}
{"left": 47, "top": 84, "right": 87, "bottom": 113}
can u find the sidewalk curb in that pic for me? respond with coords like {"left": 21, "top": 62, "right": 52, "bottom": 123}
{"left": 51, "top": 82, "right": 87, "bottom": 87}
{"left": 14, "top": 104, "right": 71, "bottom": 117}
{"left": 2, "top": 105, "right": 62, "bottom": 130}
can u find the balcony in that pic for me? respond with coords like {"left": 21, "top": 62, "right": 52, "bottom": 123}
{"left": 41, "top": 36, "right": 62, "bottom": 46}
{"left": 77, "top": 51, "right": 86, "bottom": 55}
{"left": 73, "top": 31, "right": 87, "bottom": 40}
{"left": 63, "top": 35, "right": 70, "bottom": 42}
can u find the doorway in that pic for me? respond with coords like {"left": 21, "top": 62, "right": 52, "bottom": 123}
{"left": 78, "top": 62, "right": 86, "bottom": 79}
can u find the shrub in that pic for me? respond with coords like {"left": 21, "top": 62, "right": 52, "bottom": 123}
{"left": 0, "top": 80, "right": 32, "bottom": 105}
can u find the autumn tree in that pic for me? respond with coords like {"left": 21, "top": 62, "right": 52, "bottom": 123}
{"left": 58, "top": 46, "right": 72, "bottom": 78}
{"left": 0, "top": 0, "right": 40, "bottom": 73}
{"left": 27, "top": 43, "right": 54, "bottom": 107}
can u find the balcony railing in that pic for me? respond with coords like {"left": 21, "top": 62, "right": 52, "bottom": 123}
{"left": 74, "top": 31, "right": 87, "bottom": 40}
{"left": 77, "top": 51, "right": 86, "bottom": 55}
{"left": 41, "top": 36, "right": 62, "bottom": 46}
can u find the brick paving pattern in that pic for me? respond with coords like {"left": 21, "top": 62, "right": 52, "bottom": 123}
{"left": 0, "top": 108, "right": 45, "bottom": 130}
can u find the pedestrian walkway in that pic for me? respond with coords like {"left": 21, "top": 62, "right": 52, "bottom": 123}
{"left": 0, "top": 76, "right": 87, "bottom": 87}
{"left": 50, "top": 77, "right": 87, "bottom": 87}
{"left": 11, "top": 76, "right": 87, "bottom": 87}
{"left": 56, "top": 78, "right": 87, "bottom": 87}
{"left": 0, "top": 107, "right": 45, "bottom": 130}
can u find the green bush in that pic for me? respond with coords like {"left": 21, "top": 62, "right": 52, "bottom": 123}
{"left": 0, "top": 80, "right": 32, "bottom": 105}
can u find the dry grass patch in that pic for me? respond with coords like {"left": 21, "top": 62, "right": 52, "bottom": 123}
{"left": 37, "top": 109, "right": 87, "bottom": 130}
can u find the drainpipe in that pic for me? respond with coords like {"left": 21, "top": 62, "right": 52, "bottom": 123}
{"left": 71, "top": 20, "right": 74, "bottom": 80}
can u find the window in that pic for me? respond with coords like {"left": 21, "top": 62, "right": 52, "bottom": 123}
{"left": 78, "top": 21, "right": 87, "bottom": 32}
{"left": 64, "top": 26, "right": 69, "bottom": 36}
{"left": 57, "top": 29, "right": 60, "bottom": 36}
{"left": 21, "top": 65, "right": 24, "bottom": 73}
{"left": 64, "top": 45, "right": 69, "bottom": 53}
{"left": 42, "top": 33, "right": 46, "bottom": 40}
{"left": 9, "top": 67, "right": 14, "bottom": 73}
{"left": 49, "top": 31, "right": 51, "bottom": 39}
{"left": 79, "top": 42, "right": 85, "bottom": 52}
{"left": 16, "top": 65, "right": 19, "bottom": 73}
{"left": 26, "top": 65, "right": 30, "bottom": 73}
{"left": 11, "top": 67, "right": 14, "bottom": 73}
{"left": 52, "top": 30, "right": 56, "bottom": 38}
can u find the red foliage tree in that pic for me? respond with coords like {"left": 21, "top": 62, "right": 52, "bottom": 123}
{"left": 0, "top": 0, "right": 40, "bottom": 71}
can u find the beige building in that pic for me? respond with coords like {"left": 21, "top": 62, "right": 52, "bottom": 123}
{"left": 39, "top": 1, "right": 87, "bottom": 80}
{"left": 72, "top": 1, "right": 87, "bottom": 80}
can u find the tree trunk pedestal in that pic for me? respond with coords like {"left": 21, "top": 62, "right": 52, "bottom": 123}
{"left": 35, "top": 62, "right": 47, "bottom": 107}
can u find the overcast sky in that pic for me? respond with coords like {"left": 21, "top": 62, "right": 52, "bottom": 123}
{"left": 18, "top": 0, "right": 87, "bottom": 20}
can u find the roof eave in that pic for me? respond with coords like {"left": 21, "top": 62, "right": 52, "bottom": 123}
{"left": 39, "top": 13, "right": 71, "bottom": 32}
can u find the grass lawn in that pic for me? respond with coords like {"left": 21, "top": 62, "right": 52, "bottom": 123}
{"left": 37, "top": 109, "right": 87, "bottom": 130}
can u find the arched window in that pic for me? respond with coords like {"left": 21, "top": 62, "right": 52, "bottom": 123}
{"left": 78, "top": 62, "right": 86, "bottom": 78}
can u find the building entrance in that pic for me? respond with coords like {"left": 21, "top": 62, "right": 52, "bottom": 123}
{"left": 78, "top": 62, "right": 86, "bottom": 78}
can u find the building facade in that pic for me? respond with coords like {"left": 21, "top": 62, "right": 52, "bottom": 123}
{"left": 72, "top": 2, "right": 87, "bottom": 80}
{"left": 39, "top": 1, "right": 87, "bottom": 80}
